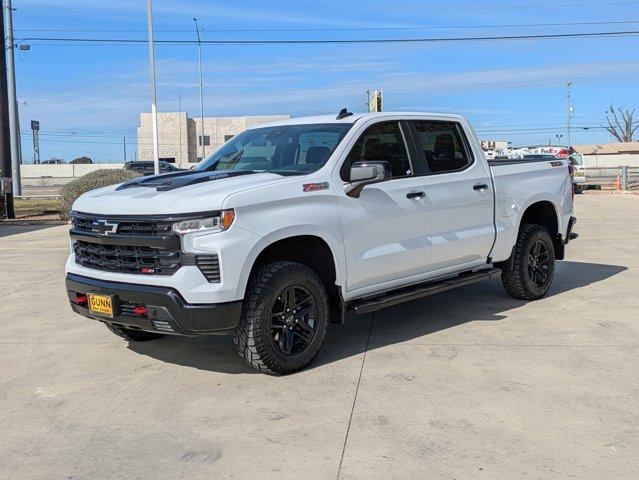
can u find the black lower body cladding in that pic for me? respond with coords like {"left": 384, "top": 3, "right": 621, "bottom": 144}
{"left": 66, "top": 273, "right": 242, "bottom": 335}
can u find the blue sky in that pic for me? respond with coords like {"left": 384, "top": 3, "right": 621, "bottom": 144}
{"left": 11, "top": 0, "right": 639, "bottom": 162}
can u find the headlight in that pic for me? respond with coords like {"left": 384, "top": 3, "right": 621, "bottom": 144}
{"left": 172, "top": 209, "right": 235, "bottom": 235}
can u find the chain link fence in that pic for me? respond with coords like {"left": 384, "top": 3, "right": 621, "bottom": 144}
{"left": 582, "top": 167, "right": 639, "bottom": 190}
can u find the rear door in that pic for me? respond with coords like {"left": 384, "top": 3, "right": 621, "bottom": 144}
{"left": 337, "top": 120, "right": 431, "bottom": 293}
{"left": 408, "top": 120, "right": 494, "bottom": 272}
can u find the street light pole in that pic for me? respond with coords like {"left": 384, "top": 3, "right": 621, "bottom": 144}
{"left": 146, "top": 0, "right": 160, "bottom": 175}
{"left": 193, "top": 18, "right": 205, "bottom": 161}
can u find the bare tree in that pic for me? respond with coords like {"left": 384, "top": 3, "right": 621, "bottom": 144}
{"left": 604, "top": 104, "right": 639, "bottom": 142}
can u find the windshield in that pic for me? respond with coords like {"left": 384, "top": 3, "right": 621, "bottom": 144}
{"left": 196, "top": 123, "right": 352, "bottom": 175}
{"left": 569, "top": 154, "right": 583, "bottom": 166}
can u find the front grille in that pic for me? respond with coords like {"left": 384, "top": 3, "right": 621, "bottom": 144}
{"left": 73, "top": 240, "right": 181, "bottom": 275}
{"left": 71, "top": 212, "right": 221, "bottom": 282}
{"left": 195, "top": 255, "right": 221, "bottom": 283}
{"left": 72, "top": 216, "right": 172, "bottom": 236}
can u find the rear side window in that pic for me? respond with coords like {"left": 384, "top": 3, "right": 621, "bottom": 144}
{"left": 412, "top": 121, "right": 471, "bottom": 174}
{"left": 345, "top": 121, "right": 412, "bottom": 178}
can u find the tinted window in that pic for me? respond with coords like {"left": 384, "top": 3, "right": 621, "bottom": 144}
{"left": 412, "top": 121, "right": 471, "bottom": 174}
{"left": 197, "top": 123, "right": 351, "bottom": 175}
{"left": 346, "top": 122, "right": 412, "bottom": 178}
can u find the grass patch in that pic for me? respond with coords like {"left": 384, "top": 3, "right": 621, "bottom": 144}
{"left": 13, "top": 197, "right": 62, "bottom": 219}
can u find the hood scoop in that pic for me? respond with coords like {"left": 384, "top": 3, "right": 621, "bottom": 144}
{"left": 116, "top": 170, "right": 256, "bottom": 192}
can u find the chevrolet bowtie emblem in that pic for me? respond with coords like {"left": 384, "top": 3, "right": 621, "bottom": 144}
{"left": 92, "top": 219, "right": 119, "bottom": 236}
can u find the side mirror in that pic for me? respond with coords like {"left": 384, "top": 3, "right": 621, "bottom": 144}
{"left": 346, "top": 161, "right": 392, "bottom": 197}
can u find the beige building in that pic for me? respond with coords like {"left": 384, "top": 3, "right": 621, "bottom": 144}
{"left": 571, "top": 142, "right": 639, "bottom": 168}
{"left": 137, "top": 113, "right": 289, "bottom": 167}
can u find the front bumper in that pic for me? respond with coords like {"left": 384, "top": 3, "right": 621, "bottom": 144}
{"left": 66, "top": 273, "right": 242, "bottom": 335}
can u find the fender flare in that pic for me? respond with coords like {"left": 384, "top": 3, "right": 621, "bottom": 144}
{"left": 234, "top": 226, "right": 346, "bottom": 299}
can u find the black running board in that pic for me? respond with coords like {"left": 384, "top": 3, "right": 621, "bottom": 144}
{"left": 348, "top": 268, "right": 501, "bottom": 315}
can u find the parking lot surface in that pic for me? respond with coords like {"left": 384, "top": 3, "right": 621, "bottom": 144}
{"left": 1, "top": 194, "right": 637, "bottom": 480}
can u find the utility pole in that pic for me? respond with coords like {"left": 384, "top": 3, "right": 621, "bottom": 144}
{"left": 146, "top": 0, "right": 160, "bottom": 175}
{"left": 123, "top": 136, "right": 127, "bottom": 163}
{"left": 0, "top": 2, "right": 14, "bottom": 218}
{"left": 5, "top": 0, "right": 21, "bottom": 195}
{"left": 567, "top": 81, "right": 573, "bottom": 148}
{"left": 193, "top": 18, "right": 205, "bottom": 160}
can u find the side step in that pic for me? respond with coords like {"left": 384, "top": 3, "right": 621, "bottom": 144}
{"left": 348, "top": 268, "right": 501, "bottom": 315}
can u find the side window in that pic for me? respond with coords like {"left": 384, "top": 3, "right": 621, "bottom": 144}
{"left": 412, "top": 121, "right": 471, "bottom": 174}
{"left": 346, "top": 121, "right": 412, "bottom": 178}
{"left": 298, "top": 131, "right": 340, "bottom": 165}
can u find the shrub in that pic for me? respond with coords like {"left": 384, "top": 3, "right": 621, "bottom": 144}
{"left": 59, "top": 169, "right": 140, "bottom": 220}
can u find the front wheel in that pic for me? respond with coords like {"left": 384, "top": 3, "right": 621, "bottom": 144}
{"left": 502, "top": 224, "right": 555, "bottom": 300}
{"left": 234, "top": 261, "right": 329, "bottom": 375}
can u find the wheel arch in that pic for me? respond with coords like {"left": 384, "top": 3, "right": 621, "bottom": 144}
{"left": 497, "top": 199, "right": 563, "bottom": 272}
{"left": 239, "top": 229, "right": 346, "bottom": 323}
{"left": 518, "top": 199, "right": 564, "bottom": 259}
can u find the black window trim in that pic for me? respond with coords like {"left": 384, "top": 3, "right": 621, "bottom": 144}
{"left": 407, "top": 119, "right": 476, "bottom": 177}
{"left": 340, "top": 119, "right": 416, "bottom": 182}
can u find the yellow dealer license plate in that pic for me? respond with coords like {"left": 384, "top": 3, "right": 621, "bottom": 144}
{"left": 88, "top": 293, "right": 114, "bottom": 317}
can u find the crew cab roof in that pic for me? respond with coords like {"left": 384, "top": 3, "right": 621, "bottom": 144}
{"left": 248, "top": 112, "right": 467, "bottom": 129}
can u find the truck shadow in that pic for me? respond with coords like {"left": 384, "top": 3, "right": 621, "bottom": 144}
{"left": 0, "top": 223, "right": 65, "bottom": 238}
{"left": 126, "top": 260, "right": 626, "bottom": 375}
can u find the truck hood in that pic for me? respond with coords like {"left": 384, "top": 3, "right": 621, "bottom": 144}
{"left": 73, "top": 170, "right": 294, "bottom": 215}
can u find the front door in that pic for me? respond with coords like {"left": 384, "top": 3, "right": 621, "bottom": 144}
{"left": 337, "top": 121, "right": 431, "bottom": 293}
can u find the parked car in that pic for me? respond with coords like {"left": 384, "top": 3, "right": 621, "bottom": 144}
{"left": 569, "top": 154, "right": 586, "bottom": 192}
{"left": 41, "top": 159, "right": 65, "bottom": 164}
{"left": 66, "top": 110, "right": 577, "bottom": 374}
{"left": 123, "top": 161, "right": 181, "bottom": 175}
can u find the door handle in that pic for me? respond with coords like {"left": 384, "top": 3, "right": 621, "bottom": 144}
{"left": 406, "top": 190, "right": 426, "bottom": 199}
{"left": 473, "top": 183, "right": 489, "bottom": 191}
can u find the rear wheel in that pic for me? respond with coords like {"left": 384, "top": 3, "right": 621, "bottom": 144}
{"left": 502, "top": 224, "right": 555, "bottom": 300}
{"left": 234, "top": 261, "right": 329, "bottom": 375}
{"left": 105, "top": 323, "right": 165, "bottom": 341}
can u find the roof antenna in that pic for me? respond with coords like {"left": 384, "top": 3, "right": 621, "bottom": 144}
{"left": 336, "top": 108, "right": 353, "bottom": 120}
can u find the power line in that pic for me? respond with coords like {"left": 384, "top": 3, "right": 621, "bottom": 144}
{"left": 14, "top": 19, "right": 639, "bottom": 34}
{"left": 379, "top": 1, "right": 639, "bottom": 10}
{"left": 22, "top": 29, "right": 639, "bottom": 46}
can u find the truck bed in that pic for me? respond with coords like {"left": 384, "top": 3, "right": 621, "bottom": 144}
{"left": 488, "top": 158, "right": 573, "bottom": 262}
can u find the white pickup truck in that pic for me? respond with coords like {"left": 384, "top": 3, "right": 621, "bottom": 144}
{"left": 65, "top": 110, "right": 577, "bottom": 374}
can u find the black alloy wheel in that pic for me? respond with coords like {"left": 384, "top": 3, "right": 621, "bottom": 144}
{"left": 234, "top": 261, "right": 330, "bottom": 374}
{"left": 270, "top": 286, "right": 317, "bottom": 355}
{"left": 501, "top": 224, "right": 556, "bottom": 301}
{"left": 527, "top": 239, "right": 551, "bottom": 287}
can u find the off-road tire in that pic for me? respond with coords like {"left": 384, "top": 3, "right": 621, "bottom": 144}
{"left": 234, "top": 261, "right": 329, "bottom": 375}
{"left": 105, "top": 323, "right": 165, "bottom": 341}
{"left": 502, "top": 224, "right": 555, "bottom": 300}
